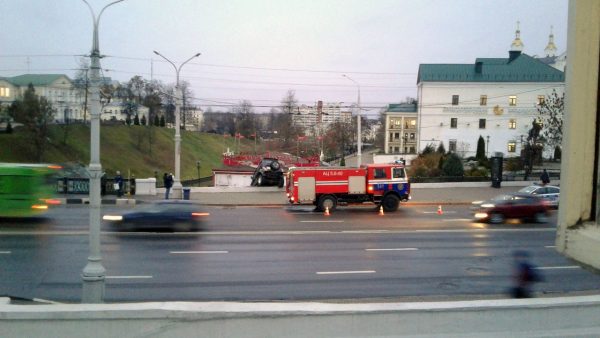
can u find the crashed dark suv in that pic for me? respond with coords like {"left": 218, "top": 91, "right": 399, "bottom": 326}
{"left": 251, "top": 158, "right": 284, "bottom": 187}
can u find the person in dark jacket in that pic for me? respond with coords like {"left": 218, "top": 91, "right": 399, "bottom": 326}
{"left": 540, "top": 169, "right": 550, "bottom": 185}
{"left": 163, "top": 172, "right": 174, "bottom": 199}
{"left": 114, "top": 171, "right": 124, "bottom": 197}
{"left": 511, "top": 250, "right": 543, "bottom": 298}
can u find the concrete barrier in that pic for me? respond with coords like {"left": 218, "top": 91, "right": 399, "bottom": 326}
{"left": 1, "top": 296, "right": 600, "bottom": 337}
{"left": 135, "top": 178, "right": 157, "bottom": 195}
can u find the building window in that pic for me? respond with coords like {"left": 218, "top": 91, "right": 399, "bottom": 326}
{"left": 452, "top": 95, "right": 459, "bottom": 105}
{"left": 389, "top": 133, "right": 393, "bottom": 141}
{"left": 449, "top": 139, "right": 457, "bottom": 153}
{"left": 479, "top": 118, "right": 486, "bottom": 129}
{"left": 410, "top": 119, "right": 416, "bottom": 127}
{"left": 509, "top": 119, "right": 517, "bottom": 129}
{"left": 394, "top": 132, "right": 400, "bottom": 140}
{"left": 410, "top": 133, "right": 415, "bottom": 140}
{"left": 410, "top": 147, "right": 416, "bottom": 154}
{"left": 0, "top": 87, "right": 10, "bottom": 97}
{"left": 450, "top": 118, "right": 457, "bottom": 128}
{"left": 509, "top": 96, "right": 517, "bottom": 106}
{"left": 537, "top": 95, "right": 545, "bottom": 105}
{"left": 404, "top": 147, "right": 408, "bottom": 153}
{"left": 480, "top": 95, "right": 487, "bottom": 106}
{"left": 394, "top": 147, "right": 399, "bottom": 153}
{"left": 508, "top": 141, "right": 516, "bottom": 153}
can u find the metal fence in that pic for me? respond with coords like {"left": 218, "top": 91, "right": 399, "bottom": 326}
{"left": 56, "top": 177, "right": 136, "bottom": 195}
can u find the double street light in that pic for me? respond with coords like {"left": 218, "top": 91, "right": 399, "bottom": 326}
{"left": 153, "top": 51, "right": 201, "bottom": 199}
{"left": 342, "top": 74, "right": 361, "bottom": 167}
{"left": 80, "top": 0, "right": 124, "bottom": 303}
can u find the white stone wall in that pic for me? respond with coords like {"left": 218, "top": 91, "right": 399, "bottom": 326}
{"left": 417, "top": 82, "right": 564, "bottom": 158}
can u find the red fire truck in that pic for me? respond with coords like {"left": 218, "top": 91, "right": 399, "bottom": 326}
{"left": 285, "top": 164, "right": 410, "bottom": 212}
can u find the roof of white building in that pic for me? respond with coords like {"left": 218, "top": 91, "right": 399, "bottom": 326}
{"left": 417, "top": 52, "right": 564, "bottom": 84}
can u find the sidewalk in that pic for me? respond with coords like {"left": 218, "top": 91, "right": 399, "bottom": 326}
{"left": 58, "top": 180, "right": 550, "bottom": 206}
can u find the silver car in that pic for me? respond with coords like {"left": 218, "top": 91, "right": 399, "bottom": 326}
{"left": 518, "top": 185, "right": 560, "bottom": 207}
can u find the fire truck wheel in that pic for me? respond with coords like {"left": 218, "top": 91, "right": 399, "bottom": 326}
{"left": 318, "top": 195, "right": 337, "bottom": 212}
{"left": 381, "top": 194, "right": 400, "bottom": 212}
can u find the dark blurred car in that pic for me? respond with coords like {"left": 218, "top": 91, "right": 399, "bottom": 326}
{"left": 250, "top": 158, "right": 284, "bottom": 187}
{"left": 472, "top": 193, "right": 550, "bottom": 224}
{"left": 518, "top": 185, "right": 560, "bottom": 208}
{"left": 102, "top": 200, "right": 209, "bottom": 231}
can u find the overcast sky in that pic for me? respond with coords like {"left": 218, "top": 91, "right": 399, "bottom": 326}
{"left": 2, "top": 0, "right": 568, "bottom": 116}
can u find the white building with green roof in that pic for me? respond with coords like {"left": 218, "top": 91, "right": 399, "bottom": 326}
{"left": 416, "top": 28, "right": 565, "bottom": 159}
{"left": 0, "top": 74, "right": 86, "bottom": 123}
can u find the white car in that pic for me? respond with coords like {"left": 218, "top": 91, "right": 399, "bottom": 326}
{"left": 518, "top": 185, "right": 560, "bottom": 208}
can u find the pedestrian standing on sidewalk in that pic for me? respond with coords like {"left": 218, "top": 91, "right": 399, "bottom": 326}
{"left": 163, "top": 172, "right": 174, "bottom": 199}
{"left": 540, "top": 169, "right": 550, "bottom": 185}
{"left": 114, "top": 171, "right": 124, "bottom": 198}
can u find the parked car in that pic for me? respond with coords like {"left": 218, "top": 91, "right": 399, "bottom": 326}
{"left": 102, "top": 200, "right": 209, "bottom": 231}
{"left": 518, "top": 185, "right": 560, "bottom": 208}
{"left": 472, "top": 193, "right": 550, "bottom": 224}
{"left": 250, "top": 158, "right": 284, "bottom": 187}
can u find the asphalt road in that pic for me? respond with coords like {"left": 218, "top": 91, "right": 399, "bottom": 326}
{"left": 1, "top": 204, "right": 598, "bottom": 303}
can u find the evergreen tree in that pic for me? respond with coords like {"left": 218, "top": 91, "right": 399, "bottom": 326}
{"left": 141, "top": 115, "right": 147, "bottom": 126}
{"left": 125, "top": 114, "right": 132, "bottom": 126}
{"left": 340, "top": 156, "right": 346, "bottom": 167}
{"left": 554, "top": 146, "right": 561, "bottom": 161}
{"left": 154, "top": 114, "right": 160, "bottom": 126}
{"left": 134, "top": 114, "right": 140, "bottom": 125}
{"left": 436, "top": 142, "right": 446, "bottom": 154}
{"left": 442, "top": 153, "right": 464, "bottom": 177}
{"left": 160, "top": 115, "right": 166, "bottom": 127}
{"left": 476, "top": 135, "right": 486, "bottom": 160}
{"left": 5, "top": 121, "right": 12, "bottom": 134}
{"left": 421, "top": 143, "right": 435, "bottom": 156}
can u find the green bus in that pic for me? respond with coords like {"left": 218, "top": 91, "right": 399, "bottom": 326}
{"left": 0, "top": 163, "right": 62, "bottom": 217}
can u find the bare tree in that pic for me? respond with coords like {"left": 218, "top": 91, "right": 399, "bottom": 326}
{"left": 537, "top": 89, "right": 564, "bottom": 151}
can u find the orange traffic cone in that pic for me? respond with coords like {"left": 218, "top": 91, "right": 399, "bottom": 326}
{"left": 379, "top": 206, "right": 384, "bottom": 216}
{"left": 324, "top": 206, "right": 330, "bottom": 216}
{"left": 437, "top": 205, "right": 443, "bottom": 215}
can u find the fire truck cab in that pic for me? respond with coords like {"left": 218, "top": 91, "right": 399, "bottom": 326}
{"left": 286, "top": 163, "right": 410, "bottom": 212}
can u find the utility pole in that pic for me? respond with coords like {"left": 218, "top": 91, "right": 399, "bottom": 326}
{"left": 80, "top": 0, "right": 124, "bottom": 303}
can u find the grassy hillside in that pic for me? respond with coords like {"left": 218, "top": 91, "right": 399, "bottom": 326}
{"left": 0, "top": 124, "right": 253, "bottom": 180}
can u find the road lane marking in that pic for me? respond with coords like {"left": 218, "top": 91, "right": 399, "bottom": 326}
{"left": 415, "top": 228, "right": 555, "bottom": 233}
{"left": 170, "top": 251, "right": 228, "bottom": 254}
{"left": 300, "top": 220, "right": 344, "bottom": 223}
{"left": 0, "top": 228, "right": 557, "bottom": 237}
{"left": 536, "top": 266, "right": 580, "bottom": 270}
{"left": 442, "top": 218, "right": 473, "bottom": 222}
{"left": 423, "top": 211, "right": 457, "bottom": 214}
{"left": 545, "top": 245, "right": 557, "bottom": 248}
{"left": 316, "top": 270, "right": 376, "bottom": 275}
{"left": 365, "top": 248, "right": 418, "bottom": 251}
{"left": 0, "top": 251, "right": 11, "bottom": 254}
{"left": 106, "top": 275, "right": 153, "bottom": 279}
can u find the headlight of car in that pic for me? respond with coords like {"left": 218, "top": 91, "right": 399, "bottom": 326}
{"left": 102, "top": 215, "right": 123, "bottom": 221}
{"left": 481, "top": 203, "right": 495, "bottom": 208}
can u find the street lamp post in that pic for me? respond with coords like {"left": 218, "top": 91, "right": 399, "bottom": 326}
{"left": 81, "top": 0, "right": 123, "bottom": 303}
{"left": 153, "top": 51, "right": 201, "bottom": 199}
{"left": 486, "top": 135, "right": 490, "bottom": 157}
{"left": 342, "top": 75, "right": 361, "bottom": 167}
